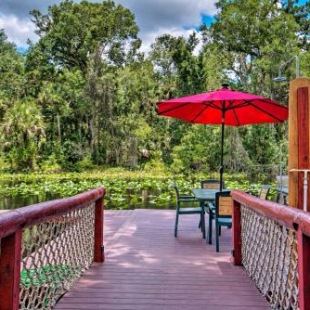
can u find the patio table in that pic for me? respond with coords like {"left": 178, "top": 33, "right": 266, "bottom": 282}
{"left": 275, "top": 187, "right": 289, "bottom": 205}
{"left": 192, "top": 188, "right": 218, "bottom": 244}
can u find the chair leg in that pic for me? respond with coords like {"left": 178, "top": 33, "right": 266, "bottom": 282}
{"left": 200, "top": 212, "right": 206, "bottom": 239}
{"left": 219, "top": 225, "right": 222, "bottom": 236}
{"left": 198, "top": 203, "right": 204, "bottom": 228}
{"left": 174, "top": 210, "right": 179, "bottom": 237}
{"left": 207, "top": 212, "right": 213, "bottom": 244}
{"left": 216, "top": 222, "right": 220, "bottom": 252}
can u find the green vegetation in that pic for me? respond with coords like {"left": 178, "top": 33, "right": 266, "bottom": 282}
{"left": 20, "top": 264, "right": 75, "bottom": 308}
{"left": 0, "top": 0, "right": 308, "bottom": 203}
{"left": 21, "top": 264, "right": 74, "bottom": 288}
{"left": 0, "top": 170, "right": 275, "bottom": 209}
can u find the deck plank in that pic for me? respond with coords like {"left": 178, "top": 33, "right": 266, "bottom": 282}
{"left": 55, "top": 209, "right": 269, "bottom": 310}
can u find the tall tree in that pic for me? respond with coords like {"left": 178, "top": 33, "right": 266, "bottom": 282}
{"left": 0, "top": 100, "right": 45, "bottom": 170}
{"left": 26, "top": 0, "right": 143, "bottom": 168}
{"left": 281, "top": 0, "right": 310, "bottom": 49}
{"left": 210, "top": 0, "right": 300, "bottom": 91}
{"left": 30, "top": 0, "right": 141, "bottom": 73}
{"left": 0, "top": 30, "right": 25, "bottom": 107}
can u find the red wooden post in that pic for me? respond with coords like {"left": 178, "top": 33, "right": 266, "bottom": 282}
{"left": 298, "top": 229, "right": 310, "bottom": 310}
{"left": 0, "top": 229, "right": 22, "bottom": 310}
{"left": 297, "top": 87, "right": 310, "bottom": 210}
{"left": 288, "top": 78, "right": 310, "bottom": 210}
{"left": 232, "top": 199, "right": 242, "bottom": 266}
{"left": 94, "top": 197, "right": 105, "bottom": 262}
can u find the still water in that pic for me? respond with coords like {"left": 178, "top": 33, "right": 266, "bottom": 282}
{"left": 0, "top": 193, "right": 61, "bottom": 210}
{"left": 0, "top": 190, "right": 175, "bottom": 210}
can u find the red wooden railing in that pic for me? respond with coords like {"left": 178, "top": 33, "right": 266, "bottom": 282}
{"left": 232, "top": 190, "right": 310, "bottom": 310}
{"left": 0, "top": 187, "right": 105, "bottom": 310}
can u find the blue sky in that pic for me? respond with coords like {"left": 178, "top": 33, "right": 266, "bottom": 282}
{"left": 0, "top": 0, "right": 307, "bottom": 53}
{"left": 0, "top": 0, "right": 217, "bottom": 52}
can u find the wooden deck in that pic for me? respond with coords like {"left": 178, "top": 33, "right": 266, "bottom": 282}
{"left": 55, "top": 209, "right": 269, "bottom": 310}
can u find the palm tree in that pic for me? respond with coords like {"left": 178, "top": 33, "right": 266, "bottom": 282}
{"left": 1, "top": 99, "right": 45, "bottom": 170}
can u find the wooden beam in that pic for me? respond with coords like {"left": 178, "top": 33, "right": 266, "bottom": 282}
{"left": 288, "top": 78, "right": 310, "bottom": 209}
{"left": 232, "top": 199, "right": 242, "bottom": 265}
{"left": 0, "top": 230, "right": 22, "bottom": 310}
{"left": 94, "top": 197, "right": 105, "bottom": 262}
{"left": 298, "top": 229, "right": 310, "bottom": 310}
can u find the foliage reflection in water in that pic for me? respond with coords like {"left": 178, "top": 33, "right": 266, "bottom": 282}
{"left": 0, "top": 188, "right": 176, "bottom": 210}
{"left": 0, "top": 172, "right": 269, "bottom": 211}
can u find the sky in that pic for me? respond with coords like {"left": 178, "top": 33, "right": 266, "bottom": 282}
{"left": 0, "top": 0, "right": 218, "bottom": 53}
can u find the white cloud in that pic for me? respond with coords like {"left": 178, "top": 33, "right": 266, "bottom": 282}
{"left": 0, "top": 15, "right": 36, "bottom": 48}
{"left": 117, "top": 0, "right": 216, "bottom": 52}
{"left": 141, "top": 26, "right": 203, "bottom": 55}
{"left": 0, "top": 0, "right": 217, "bottom": 53}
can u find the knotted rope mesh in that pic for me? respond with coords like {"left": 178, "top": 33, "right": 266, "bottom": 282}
{"left": 241, "top": 205, "right": 299, "bottom": 310}
{"left": 19, "top": 203, "right": 95, "bottom": 309}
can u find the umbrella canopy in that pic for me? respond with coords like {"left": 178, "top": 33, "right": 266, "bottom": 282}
{"left": 157, "top": 84, "right": 289, "bottom": 190}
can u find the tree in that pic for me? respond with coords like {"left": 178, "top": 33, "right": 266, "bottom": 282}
{"left": 0, "top": 29, "right": 25, "bottom": 109}
{"left": 210, "top": 0, "right": 300, "bottom": 90}
{"left": 30, "top": 0, "right": 141, "bottom": 73}
{"left": 36, "top": 68, "right": 87, "bottom": 166}
{"left": 26, "top": 0, "right": 144, "bottom": 168}
{"left": 0, "top": 100, "right": 45, "bottom": 170}
{"left": 281, "top": 0, "right": 310, "bottom": 49}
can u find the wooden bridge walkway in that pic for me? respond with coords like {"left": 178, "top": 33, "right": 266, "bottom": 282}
{"left": 55, "top": 209, "right": 269, "bottom": 310}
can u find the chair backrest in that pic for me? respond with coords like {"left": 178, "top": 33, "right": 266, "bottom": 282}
{"left": 259, "top": 185, "right": 271, "bottom": 200}
{"left": 275, "top": 192, "right": 288, "bottom": 205}
{"left": 215, "top": 191, "right": 232, "bottom": 218}
{"left": 200, "top": 179, "right": 221, "bottom": 190}
{"left": 172, "top": 184, "right": 180, "bottom": 200}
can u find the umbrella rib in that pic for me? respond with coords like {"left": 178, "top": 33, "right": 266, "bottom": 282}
{"left": 158, "top": 97, "right": 287, "bottom": 123}
{"left": 191, "top": 107, "right": 208, "bottom": 122}
{"left": 225, "top": 99, "right": 287, "bottom": 122}
{"left": 158, "top": 102, "right": 192, "bottom": 115}
{"left": 191, "top": 102, "right": 225, "bottom": 122}
{"left": 225, "top": 100, "right": 236, "bottom": 110}
{"left": 247, "top": 102, "right": 285, "bottom": 121}
{"left": 231, "top": 108, "right": 241, "bottom": 126}
{"left": 226, "top": 98, "right": 287, "bottom": 109}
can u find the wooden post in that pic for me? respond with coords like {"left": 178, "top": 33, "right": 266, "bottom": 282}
{"left": 232, "top": 199, "right": 242, "bottom": 265}
{"left": 298, "top": 229, "right": 310, "bottom": 310}
{"left": 288, "top": 78, "right": 310, "bottom": 210}
{"left": 94, "top": 197, "right": 105, "bottom": 262}
{"left": 0, "top": 230, "right": 22, "bottom": 310}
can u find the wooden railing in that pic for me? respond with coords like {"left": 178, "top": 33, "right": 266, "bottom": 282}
{"left": 0, "top": 187, "right": 105, "bottom": 310}
{"left": 232, "top": 190, "right": 310, "bottom": 310}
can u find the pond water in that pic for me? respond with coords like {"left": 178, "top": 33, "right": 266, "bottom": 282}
{"left": 0, "top": 193, "right": 61, "bottom": 210}
{"left": 0, "top": 189, "right": 176, "bottom": 210}
{"left": 106, "top": 188, "right": 176, "bottom": 210}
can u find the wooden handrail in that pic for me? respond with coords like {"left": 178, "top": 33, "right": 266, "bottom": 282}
{"left": 0, "top": 187, "right": 105, "bottom": 310}
{"left": 0, "top": 211, "right": 24, "bottom": 239}
{"left": 0, "top": 188, "right": 105, "bottom": 238}
{"left": 231, "top": 189, "right": 310, "bottom": 310}
{"left": 231, "top": 189, "right": 310, "bottom": 235}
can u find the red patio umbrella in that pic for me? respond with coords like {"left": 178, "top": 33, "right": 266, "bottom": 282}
{"left": 157, "top": 84, "right": 289, "bottom": 190}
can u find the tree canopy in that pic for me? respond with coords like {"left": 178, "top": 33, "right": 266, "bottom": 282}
{"left": 0, "top": 0, "right": 308, "bottom": 177}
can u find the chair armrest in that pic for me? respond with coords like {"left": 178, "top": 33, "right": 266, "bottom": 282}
{"left": 205, "top": 202, "right": 215, "bottom": 213}
{"left": 179, "top": 195, "right": 196, "bottom": 201}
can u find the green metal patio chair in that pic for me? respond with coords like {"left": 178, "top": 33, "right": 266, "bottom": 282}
{"left": 200, "top": 179, "right": 222, "bottom": 190}
{"left": 173, "top": 184, "right": 205, "bottom": 238}
{"left": 200, "top": 179, "right": 221, "bottom": 244}
{"left": 258, "top": 185, "right": 271, "bottom": 200}
{"left": 214, "top": 190, "right": 232, "bottom": 252}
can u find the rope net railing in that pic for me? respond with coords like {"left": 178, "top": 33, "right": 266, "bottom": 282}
{"left": 240, "top": 204, "right": 299, "bottom": 310}
{"left": 0, "top": 187, "right": 104, "bottom": 310}
{"left": 20, "top": 203, "right": 96, "bottom": 309}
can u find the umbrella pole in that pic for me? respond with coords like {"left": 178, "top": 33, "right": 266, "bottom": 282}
{"left": 220, "top": 116, "right": 225, "bottom": 191}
